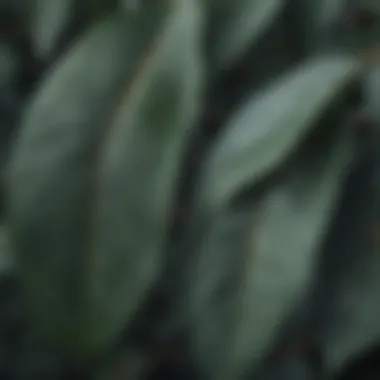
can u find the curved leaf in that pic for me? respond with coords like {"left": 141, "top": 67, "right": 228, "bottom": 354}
{"left": 84, "top": 0, "right": 203, "bottom": 356}
{"left": 196, "top": 54, "right": 360, "bottom": 212}
{"left": 205, "top": 0, "right": 283, "bottom": 72}
{"left": 185, "top": 125, "right": 354, "bottom": 380}
{"left": 8, "top": 0, "right": 203, "bottom": 358}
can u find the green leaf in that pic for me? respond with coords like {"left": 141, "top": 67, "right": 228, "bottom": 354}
{"left": 185, "top": 124, "right": 355, "bottom": 380}
{"left": 30, "top": 0, "right": 74, "bottom": 59}
{"left": 205, "top": 0, "right": 284, "bottom": 72}
{"left": 29, "top": 0, "right": 122, "bottom": 60}
{"left": 310, "top": 152, "right": 380, "bottom": 374}
{"left": 196, "top": 54, "right": 361, "bottom": 213}
{"left": 8, "top": 0, "right": 203, "bottom": 359}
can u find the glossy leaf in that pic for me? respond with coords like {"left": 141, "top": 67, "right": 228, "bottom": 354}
{"left": 205, "top": 0, "right": 284, "bottom": 72}
{"left": 196, "top": 55, "right": 360, "bottom": 212}
{"left": 185, "top": 123, "right": 355, "bottom": 380}
{"left": 8, "top": 0, "right": 203, "bottom": 358}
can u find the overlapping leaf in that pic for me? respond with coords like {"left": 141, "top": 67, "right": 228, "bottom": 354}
{"left": 185, "top": 121, "right": 355, "bottom": 380}
{"left": 195, "top": 55, "right": 361, "bottom": 213}
{"left": 181, "top": 53, "right": 363, "bottom": 378}
{"left": 308, "top": 151, "right": 380, "bottom": 374}
{"left": 8, "top": 0, "right": 203, "bottom": 358}
{"left": 205, "top": 0, "right": 284, "bottom": 72}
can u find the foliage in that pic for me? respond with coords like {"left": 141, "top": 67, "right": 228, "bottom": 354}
{"left": 0, "top": 0, "right": 380, "bottom": 379}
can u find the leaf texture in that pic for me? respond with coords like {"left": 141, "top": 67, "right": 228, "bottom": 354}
{"left": 8, "top": 0, "right": 203, "bottom": 358}
{"left": 196, "top": 55, "right": 360, "bottom": 212}
{"left": 185, "top": 104, "right": 356, "bottom": 380}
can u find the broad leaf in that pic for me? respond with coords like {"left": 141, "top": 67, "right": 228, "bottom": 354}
{"left": 196, "top": 55, "right": 360, "bottom": 212}
{"left": 309, "top": 151, "right": 380, "bottom": 374}
{"left": 185, "top": 123, "right": 355, "bottom": 380}
{"left": 8, "top": 0, "right": 203, "bottom": 358}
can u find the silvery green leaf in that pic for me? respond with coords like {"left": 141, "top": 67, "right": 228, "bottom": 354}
{"left": 8, "top": 0, "right": 203, "bottom": 358}
{"left": 186, "top": 126, "right": 354, "bottom": 380}
{"left": 85, "top": 0, "right": 203, "bottom": 357}
{"left": 205, "top": 0, "right": 283, "bottom": 71}
{"left": 196, "top": 55, "right": 360, "bottom": 212}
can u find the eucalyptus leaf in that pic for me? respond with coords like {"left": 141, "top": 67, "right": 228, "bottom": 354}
{"left": 205, "top": 0, "right": 283, "bottom": 72}
{"left": 186, "top": 125, "right": 354, "bottom": 380}
{"left": 196, "top": 54, "right": 360, "bottom": 212}
{"left": 8, "top": 0, "right": 203, "bottom": 358}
